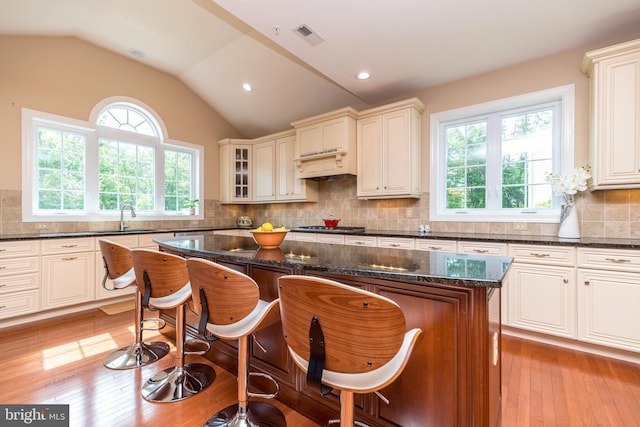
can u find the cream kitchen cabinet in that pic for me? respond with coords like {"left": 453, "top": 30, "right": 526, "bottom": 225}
{"left": 582, "top": 38, "right": 640, "bottom": 189}
{"left": 457, "top": 241, "right": 507, "bottom": 256}
{"left": 253, "top": 138, "right": 276, "bottom": 202}
{"left": 577, "top": 247, "right": 640, "bottom": 352}
{"left": 505, "top": 244, "right": 576, "bottom": 337}
{"left": 344, "top": 235, "right": 377, "bottom": 247}
{"left": 41, "top": 237, "right": 95, "bottom": 310}
{"left": 357, "top": 98, "right": 424, "bottom": 199}
{"left": 377, "top": 236, "right": 415, "bottom": 250}
{"left": 219, "top": 138, "right": 252, "bottom": 203}
{"left": 0, "top": 240, "right": 41, "bottom": 320}
{"left": 414, "top": 239, "right": 458, "bottom": 253}
{"left": 275, "top": 132, "right": 317, "bottom": 202}
{"left": 291, "top": 107, "right": 358, "bottom": 179}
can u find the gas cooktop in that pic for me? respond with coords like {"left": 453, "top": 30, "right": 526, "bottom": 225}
{"left": 294, "top": 226, "right": 366, "bottom": 234}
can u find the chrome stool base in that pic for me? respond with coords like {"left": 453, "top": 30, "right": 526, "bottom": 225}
{"left": 204, "top": 402, "right": 286, "bottom": 427}
{"left": 103, "top": 341, "right": 170, "bottom": 370}
{"left": 141, "top": 363, "right": 216, "bottom": 403}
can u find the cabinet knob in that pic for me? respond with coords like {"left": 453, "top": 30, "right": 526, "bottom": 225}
{"left": 584, "top": 280, "right": 590, "bottom": 286}
{"left": 563, "top": 278, "right": 569, "bottom": 284}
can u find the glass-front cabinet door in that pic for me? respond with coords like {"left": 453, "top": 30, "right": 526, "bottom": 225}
{"left": 218, "top": 139, "right": 252, "bottom": 203}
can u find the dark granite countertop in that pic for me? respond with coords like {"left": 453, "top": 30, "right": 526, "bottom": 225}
{"left": 154, "top": 235, "right": 513, "bottom": 288}
{"left": 2, "top": 226, "right": 640, "bottom": 250}
{"left": 0, "top": 227, "right": 222, "bottom": 241}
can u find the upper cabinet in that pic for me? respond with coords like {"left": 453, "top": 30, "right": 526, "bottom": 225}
{"left": 357, "top": 98, "right": 425, "bottom": 199}
{"left": 291, "top": 107, "right": 358, "bottom": 179}
{"left": 582, "top": 38, "right": 640, "bottom": 189}
{"left": 219, "top": 139, "right": 252, "bottom": 204}
{"left": 220, "top": 132, "right": 317, "bottom": 205}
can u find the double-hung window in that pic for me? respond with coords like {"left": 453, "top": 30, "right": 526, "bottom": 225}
{"left": 22, "top": 99, "right": 203, "bottom": 222}
{"left": 430, "top": 85, "right": 575, "bottom": 223}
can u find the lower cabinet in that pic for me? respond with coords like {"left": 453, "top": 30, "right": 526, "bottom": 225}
{"left": 577, "top": 269, "right": 640, "bottom": 352}
{"left": 0, "top": 240, "right": 41, "bottom": 320}
{"left": 42, "top": 250, "right": 95, "bottom": 310}
{"left": 506, "top": 263, "right": 576, "bottom": 338}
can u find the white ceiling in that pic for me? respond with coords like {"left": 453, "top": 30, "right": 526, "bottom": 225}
{"left": 2, "top": 0, "right": 640, "bottom": 138}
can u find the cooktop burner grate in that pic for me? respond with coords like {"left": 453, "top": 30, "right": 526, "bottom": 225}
{"left": 294, "top": 226, "right": 366, "bottom": 233}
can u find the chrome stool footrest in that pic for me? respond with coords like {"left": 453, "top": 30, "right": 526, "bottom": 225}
{"left": 103, "top": 341, "right": 170, "bottom": 370}
{"left": 247, "top": 372, "right": 280, "bottom": 399}
{"left": 140, "top": 317, "right": 166, "bottom": 332}
{"left": 141, "top": 363, "right": 216, "bottom": 403}
{"left": 185, "top": 337, "right": 211, "bottom": 356}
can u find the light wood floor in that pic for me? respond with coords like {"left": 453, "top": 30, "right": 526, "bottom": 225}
{"left": 1, "top": 308, "right": 639, "bottom": 426}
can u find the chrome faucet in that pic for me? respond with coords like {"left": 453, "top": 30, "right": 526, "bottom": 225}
{"left": 120, "top": 204, "right": 136, "bottom": 231}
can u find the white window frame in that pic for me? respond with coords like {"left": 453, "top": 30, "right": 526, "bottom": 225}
{"left": 429, "top": 84, "right": 575, "bottom": 223}
{"left": 22, "top": 98, "right": 204, "bottom": 222}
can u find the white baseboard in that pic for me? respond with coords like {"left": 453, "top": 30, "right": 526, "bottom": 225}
{"left": 0, "top": 295, "right": 134, "bottom": 330}
{"left": 502, "top": 326, "right": 640, "bottom": 364}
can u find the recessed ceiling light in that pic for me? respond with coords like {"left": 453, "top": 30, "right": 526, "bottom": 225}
{"left": 242, "top": 83, "right": 252, "bottom": 92}
{"left": 128, "top": 48, "right": 145, "bottom": 58}
{"left": 357, "top": 72, "right": 370, "bottom": 80}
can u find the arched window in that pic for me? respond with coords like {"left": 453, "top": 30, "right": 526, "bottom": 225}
{"left": 22, "top": 98, "right": 203, "bottom": 222}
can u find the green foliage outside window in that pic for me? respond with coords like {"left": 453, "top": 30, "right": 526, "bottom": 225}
{"left": 37, "top": 127, "right": 86, "bottom": 210}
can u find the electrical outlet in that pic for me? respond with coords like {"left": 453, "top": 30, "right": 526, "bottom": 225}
{"left": 35, "top": 223, "right": 48, "bottom": 229}
{"left": 512, "top": 223, "right": 527, "bottom": 231}
{"left": 406, "top": 209, "right": 413, "bottom": 218}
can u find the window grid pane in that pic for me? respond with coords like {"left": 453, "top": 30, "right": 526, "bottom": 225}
{"left": 37, "top": 127, "right": 86, "bottom": 210}
{"left": 98, "top": 138, "right": 155, "bottom": 211}
{"left": 445, "top": 121, "right": 487, "bottom": 209}
{"left": 164, "top": 149, "right": 194, "bottom": 211}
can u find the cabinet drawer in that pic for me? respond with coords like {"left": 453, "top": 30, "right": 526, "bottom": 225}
{"left": 317, "top": 234, "right": 345, "bottom": 244}
{"left": 344, "top": 235, "right": 377, "bottom": 247}
{"left": 0, "top": 290, "right": 39, "bottom": 320}
{"left": 377, "top": 237, "right": 414, "bottom": 250}
{"left": 0, "top": 256, "right": 40, "bottom": 277}
{"left": 457, "top": 241, "right": 507, "bottom": 256}
{"left": 0, "top": 273, "right": 39, "bottom": 294}
{"left": 292, "top": 232, "right": 317, "bottom": 242}
{"left": 415, "top": 239, "right": 457, "bottom": 252}
{"left": 577, "top": 247, "right": 640, "bottom": 273}
{"left": 137, "top": 233, "right": 173, "bottom": 248}
{"left": 509, "top": 244, "right": 576, "bottom": 266}
{"left": 41, "top": 237, "right": 95, "bottom": 255}
{"left": 0, "top": 240, "right": 40, "bottom": 258}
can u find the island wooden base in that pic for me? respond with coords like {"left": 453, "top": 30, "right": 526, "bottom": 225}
{"left": 160, "top": 250, "right": 502, "bottom": 427}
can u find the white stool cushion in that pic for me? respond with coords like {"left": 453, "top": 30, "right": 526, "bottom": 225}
{"left": 289, "top": 327, "right": 422, "bottom": 393}
{"left": 206, "top": 299, "right": 279, "bottom": 340}
{"left": 148, "top": 282, "right": 192, "bottom": 310}
{"left": 112, "top": 268, "right": 135, "bottom": 289}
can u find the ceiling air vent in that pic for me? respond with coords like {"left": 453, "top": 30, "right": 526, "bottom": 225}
{"left": 294, "top": 23, "right": 325, "bottom": 46}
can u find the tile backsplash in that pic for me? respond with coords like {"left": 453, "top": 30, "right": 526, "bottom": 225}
{"left": 2, "top": 180, "right": 640, "bottom": 239}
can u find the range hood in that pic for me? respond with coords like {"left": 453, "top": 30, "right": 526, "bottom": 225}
{"left": 291, "top": 107, "right": 358, "bottom": 179}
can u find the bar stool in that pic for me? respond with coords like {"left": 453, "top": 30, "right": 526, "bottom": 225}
{"left": 186, "top": 257, "right": 286, "bottom": 427}
{"left": 277, "top": 275, "right": 422, "bottom": 427}
{"left": 131, "top": 249, "right": 216, "bottom": 402}
{"left": 98, "top": 239, "right": 170, "bottom": 370}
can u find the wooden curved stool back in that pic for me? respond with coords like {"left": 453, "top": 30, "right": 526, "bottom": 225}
{"left": 131, "top": 249, "right": 189, "bottom": 303}
{"left": 99, "top": 239, "right": 133, "bottom": 282}
{"left": 188, "top": 258, "right": 259, "bottom": 327}
{"left": 278, "top": 275, "right": 422, "bottom": 427}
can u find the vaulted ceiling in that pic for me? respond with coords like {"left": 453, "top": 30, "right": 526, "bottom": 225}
{"left": 2, "top": 0, "right": 640, "bottom": 138}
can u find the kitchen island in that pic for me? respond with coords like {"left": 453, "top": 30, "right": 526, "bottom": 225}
{"left": 155, "top": 235, "right": 512, "bottom": 427}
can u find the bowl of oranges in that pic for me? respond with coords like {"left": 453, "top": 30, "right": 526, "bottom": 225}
{"left": 250, "top": 222, "right": 288, "bottom": 249}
